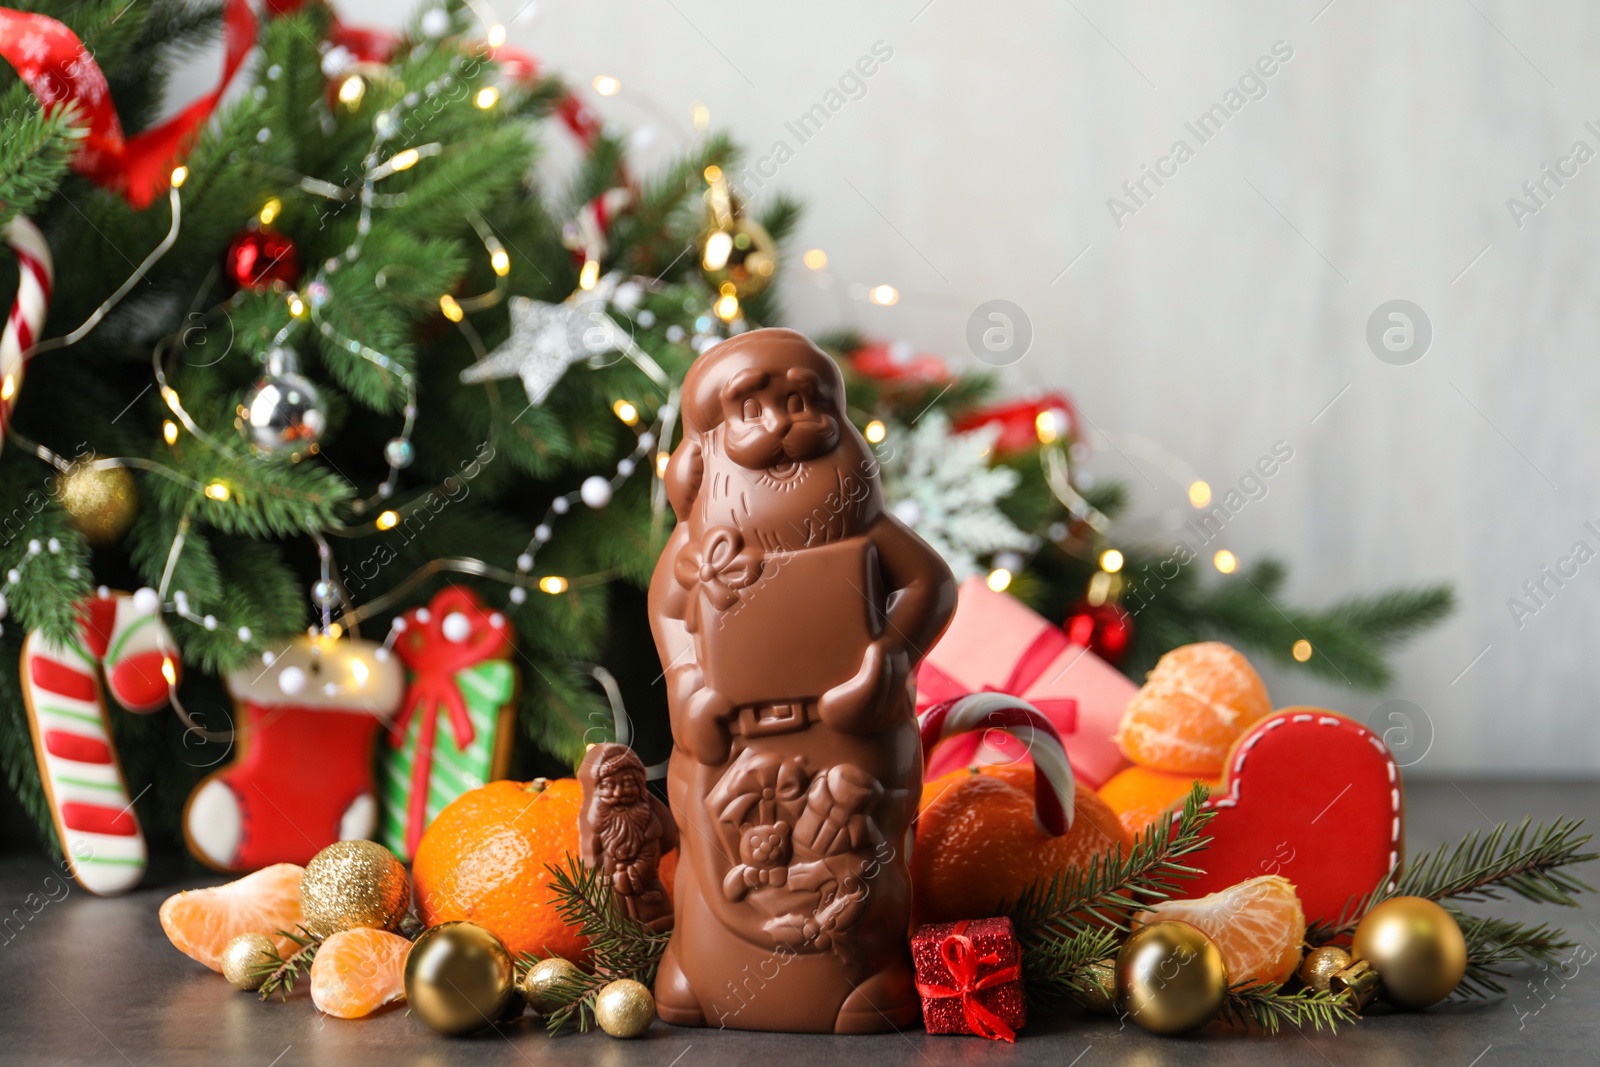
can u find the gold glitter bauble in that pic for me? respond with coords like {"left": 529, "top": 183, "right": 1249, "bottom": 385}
{"left": 520, "top": 956, "right": 582, "bottom": 1015}
{"left": 1298, "top": 945, "right": 1353, "bottom": 993}
{"left": 1076, "top": 957, "right": 1120, "bottom": 1014}
{"left": 54, "top": 460, "right": 138, "bottom": 546}
{"left": 220, "top": 932, "right": 277, "bottom": 991}
{"left": 403, "top": 922, "right": 515, "bottom": 1035}
{"left": 1353, "top": 896, "right": 1467, "bottom": 1009}
{"left": 1115, "top": 921, "right": 1228, "bottom": 1035}
{"left": 299, "top": 840, "right": 410, "bottom": 936}
{"left": 593, "top": 978, "right": 654, "bottom": 1039}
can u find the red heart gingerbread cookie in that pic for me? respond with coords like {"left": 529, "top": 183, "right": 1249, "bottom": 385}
{"left": 1183, "top": 708, "right": 1402, "bottom": 926}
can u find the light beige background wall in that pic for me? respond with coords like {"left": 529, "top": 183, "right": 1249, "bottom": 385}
{"left": 328, "top": 0, "right": 1600, "bottom": 776}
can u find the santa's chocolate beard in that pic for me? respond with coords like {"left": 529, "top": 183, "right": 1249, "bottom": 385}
{"left": 599, "top": 797, "right": 652, "bottom": 863}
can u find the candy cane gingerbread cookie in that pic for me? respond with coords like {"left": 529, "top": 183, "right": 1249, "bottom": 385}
{"left": 20, "top": 587, "right": 181, "bottom": 895}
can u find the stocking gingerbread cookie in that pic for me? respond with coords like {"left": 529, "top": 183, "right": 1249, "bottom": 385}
{"left": 183, "top": 635, "right": 403, "bottom": 872}
{"left": 20, "top": 587, "right": 180, "bottom": 895}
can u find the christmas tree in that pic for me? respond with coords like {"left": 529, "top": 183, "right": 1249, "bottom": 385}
{"left": 0, "top": 0, "right": 1450, "bottom": 864}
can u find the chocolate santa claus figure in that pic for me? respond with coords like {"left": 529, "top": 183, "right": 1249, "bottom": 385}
{"left": 648, "top": 328, "right": 956, "bottom": 1032}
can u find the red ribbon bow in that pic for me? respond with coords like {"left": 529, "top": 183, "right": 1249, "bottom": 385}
{"left": 0, "top": 2, "right": 256, "bottom": 209}
{"left": 915, "top": 921, "right": 1022, "bottom": 1043}
{"left": 391, "top": 587, "right": 512, "bottom": 855}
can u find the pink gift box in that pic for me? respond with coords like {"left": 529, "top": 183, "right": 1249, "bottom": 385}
{"left": 916, "top": 577, "right": 1134, "bottom": 788}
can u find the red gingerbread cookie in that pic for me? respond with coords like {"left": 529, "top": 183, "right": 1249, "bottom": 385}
{"left": 1182, "top": 708, "right": 1402, "bottom": 927}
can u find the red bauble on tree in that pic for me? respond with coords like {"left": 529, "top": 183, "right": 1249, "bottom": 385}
{"left": 226, "top": 229, "right": 300, "bottom": 291}
{"left": 1064, "top": 599, "right": 1133, "bottom": 665}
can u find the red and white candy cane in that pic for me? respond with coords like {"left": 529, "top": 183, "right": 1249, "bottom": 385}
{"left": 1, "top": 215, "right": 54, "bottom": 449}
{"left": 919, "top": 693, "right": 1076, "bottom": 836}
{"left": 19, "top": 588, "right": 181, "bottom": 895}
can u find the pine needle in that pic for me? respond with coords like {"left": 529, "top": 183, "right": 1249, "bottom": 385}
{"left": 1454, "top": 910, "right": 1579, "bottom": 998}
{"left": 1219, "top": 981, "right": 1359, "bottom": 1035}
{"left": 255, "top": 926, "right": 324, "bottom": 1001}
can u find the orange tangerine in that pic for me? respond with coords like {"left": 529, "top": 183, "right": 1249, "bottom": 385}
{"left": 160, "top": 863, "right": 306, "bottom": 972}
{"left": 913, "top": 763, "right": 1131, "bottom": 926}
{"left": 1115, "top": 642, "right": 1271, "bottom": 775}
{"left": 310, "top": 927, "right": 411, "bottom": 1018}
{"left": 1134, "top": 874, "right": 1306, "bottom": 988}
{"left": 1097, "top": 765, "right": 1219, "bottom": 836}
{"left": 412, "top": 778, "right": 587, "bottom": 960}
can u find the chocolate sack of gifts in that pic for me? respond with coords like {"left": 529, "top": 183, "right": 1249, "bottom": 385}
{"left": 647, "top": 328, "right": 957, "bottom": 1032}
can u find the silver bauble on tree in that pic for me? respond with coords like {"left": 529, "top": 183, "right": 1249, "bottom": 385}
{"left": 237, "top": 345, "right": 326, "bottom": 457}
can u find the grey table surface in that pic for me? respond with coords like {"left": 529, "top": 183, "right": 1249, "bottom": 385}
{"left": 1, "top": 780, "right": 1595, "bottom": 1067}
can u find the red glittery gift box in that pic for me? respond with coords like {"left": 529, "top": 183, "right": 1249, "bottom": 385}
{"left": 912, "top": 916, "right": 1026, "bottom": 1041}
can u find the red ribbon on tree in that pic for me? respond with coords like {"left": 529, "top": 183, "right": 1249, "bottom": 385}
{"left": 0, "top": 2, "right": 256, "bottom": 209}
{"left": 391, "top": 588, "right": 513, "bottom": 855}
{"left": 914, "top": 920, "right": 1023, "bottom": 1042}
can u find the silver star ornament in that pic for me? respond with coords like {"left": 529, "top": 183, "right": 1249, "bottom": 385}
{"left": 458, "top": 275, "right": 634, "bottom": 406}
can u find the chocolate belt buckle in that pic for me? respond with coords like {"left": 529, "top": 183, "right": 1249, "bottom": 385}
{"left": 733, "top": 701, "right": 815, "bottom": 738}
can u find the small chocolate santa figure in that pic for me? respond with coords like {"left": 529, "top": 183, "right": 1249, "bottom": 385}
{"left": 578, "top": 743, "right": 678, "bottom": 931}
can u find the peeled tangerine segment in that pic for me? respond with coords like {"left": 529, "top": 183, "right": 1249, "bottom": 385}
{"left": 310, "top": 927, "right": 411, "bottom": 1019}
{"left": 159, "top": 863, "right": 306, "bottom": 972}
{"left": 1133, "top": 874, "right": 1307, "bottom": 989}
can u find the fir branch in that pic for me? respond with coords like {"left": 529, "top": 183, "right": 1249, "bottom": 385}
{"left": 1455, "top": 911, "right": 1580, "bottom": 998}
{"left": 1019, "top": 927, "right": 1120, "bottom": 1009}
{"left": 256, "top": 926, "right": 324, "bottom": 1001}
{"left": 1010, "top": 783, "right": 1214, "bottom": 986}
{"left": 536, "top": 854, "right": 671, "bottom": 1033}
{"left": 1218, "top": 981, "right": 1359, "bottom": 1035}
{"left": 0, "top": 89, "right": 86, "bottom": 226}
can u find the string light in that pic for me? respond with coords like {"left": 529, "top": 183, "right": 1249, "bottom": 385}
{"left": 486, "top": 23, "right": 507, "bottom": 48}
{"left": 160, "top": 657, "right": 177, "bottom": 686}
{"left": 170, "top": 166, "right": 188, "bottom": 187}
{"left": 338, "top": 75, "right": 366, "bottom": 107}
{"left": 986, "top": 567, "right": 1013, "bottom": 593}
{"left": 1292, "top": 639, "right": 1313, "bottom": 662}
{"left": 258, "top": 198, "right": 282, "bottom": 226}
{"left": 656, "top": 452, "right": 670, "bottom": 476}
{"left": 204, "top": 482, "right": 231, "bottom": 502}
{"left": 287, "top": 293, "right": 306, "bottom": 317}
{"left": 714, "top": 292, "right": 740, "bottom": 321}
{"left": 592, "top": 75, "right": 621, "bottom": 96}
{"left": 1213, "top": 549, "right": 1237, "bottom": 574}
{"left": 869, "top": 284, "right": 899, "bottom": 306}
{"left": 612, "top": 399, "right": 639, "bottom": 425}
{"left": 489, "top": 247, "right": 510, "bottom": 276}
{"left": 162, "top": 420, "right": 179, "bottom": 445}
{"left": 1036, "top": 409, "right": 1063, "bottom": 445}
{"left": 578, "top": 258, "right": 601, "bottom": 290}
{"left": 390, "top": 148, "right": 421, "bottom": 172}
{"left": 702, "top": 230, "right": 733, "bottom": 272}
{"left": 539, "top": 576, "right": 569, "bottom": 594}
{"left": 2, "top": 374, "right": 15, "bottom": 401}
{"left": 376, "top": 510, "right": 399, "bottom": 530}
{"left": 703, "top": 164, "right": 722, "bottom": 183}
{"left": 863, "top": 419, "right": 887, "bottom": 444}
{"left": 474, "top": 86, "right": 499, "bottom": 109}
{"left": 1188, "top": 480, "right": 1213, "bottom": 508}
{"left": 803, "top": 249, "right": 828, "bottom": 270}
{"left": 439, "top": 294, "right": 464, "bottom": 322}
{"left": 1099, "top": 548, "right": 1124, "bottom": 573}
{"left": 691, "top": 102, "right": 710, "bottom": 131}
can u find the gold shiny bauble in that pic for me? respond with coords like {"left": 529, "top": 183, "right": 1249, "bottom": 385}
{"left": 520, "top": 956, "right": 582, "bottom": 1015}
{"left": 698, "top": 216, "right": 778, "bottom": 300}
{"left": 1115, "top": 921, "right": 1228, "bottom": 1035}
{"left": 55, "top": 460, "right": 138, "bottom": 546}
{"left": 593, "top": 978, "right": 655, "bottom": 1039}
{"left": 1353, "top": 896, "right": 1468, "bottom": 1009}
{"left": 220, "top": 932, "right": 276, "bottom": 991}
{"left": 404, "top": 922, "right": 516, "bottom": 1036}
{"left": 1298, "top": 945, "right": 1353, "bottom": 993}
{"left": 1078, "top": 957, "right": 1119, "bottom": 1015}
{"left": 299, "top": 840, "right": 410, "bottom": 936}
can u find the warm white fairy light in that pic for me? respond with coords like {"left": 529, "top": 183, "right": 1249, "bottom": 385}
{"left": 376, "top": 510, "right": 399, "bottom": 531}
{"left": 592, "top": 75, "right": 621, "bottom": 96}
{"left": 579, "top": 259, "right": 601, "bottom": 290}
{"left": 338, "top": 75, "right": 366, "bottom": 107}
{"left": 474, "top": 86, "right": 499, "bottom": 109}
{"left": 205, "top": 482, "right": 231, "bottom": 502}
{"left": 439, "top": 294, "right": 464, "bottom": 322}
{"left": 486, "top": 23, "right": 507, "bottom": 48}
{"left": 259, "top": 198, "right": 282, "bottom": 225}
{"left": 1099, "top": 548, "right": 1124, "bottom": 573}
{"left": 1292, "top": 639, "right": 1313, "bottom": 662}
{"left": 1188, "top": 480, "right": 1213, "bottom": 508}
{"left": 170, "top": 166, "right": 188, "bottom": 187}
{"left": 986, "top": 567, "right": 1013, "bottom": 592}
{"left": 539, "top": 576, "right": 568, "bottom": 594}
{"left": 612, "top": 399, "right": 639, "bottom": 425}
{"left": 863, "top": 419, "right": 886, "bottom": 444}
{"left": 803, "top": 249, "right": 828, "bottom": 270}
{"left": 869, "top": 284, "right": 899, "bottom": 306}
{"left": 162, "top": 420, "right": 179, "bottom": 445}
{"left": 1213, "top": 549, "right": 1237, "bottom": 574}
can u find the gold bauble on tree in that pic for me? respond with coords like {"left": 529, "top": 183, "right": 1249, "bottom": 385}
{"left": 299, "top": 840, "right": 410, "bottom": 936}
{"left": 593, "top": 978, "right": 655, "bottom": 1039}
{"left": 520, "top": 956, "right": 582, "bottom": 1016}
{"left": 220, "top": 932, "right": 277, "bottom": 991}
{"left": 1115, "top": 921, "right": 1228, "bottom": 1035}
{"left": 1297, "top": 945, "right": 1353, "bottom": 993}
{"left": 1352, "top": 896, "right": 1467, "bottom": 1009}
{"left": 697, "top": 167, "right": 777, "bottom": 302}
{"left": 54, "top": 459, "right": 138, "bottom": 546}
{"left": 1078, "top": 957, "right": 1119, "bottom": 1015}
{"left": 404, "top": 922, "right": 515, "bottom": 1035}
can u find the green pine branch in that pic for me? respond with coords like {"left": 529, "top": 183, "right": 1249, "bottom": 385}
{"left": 531, "top": 854, "right": 672, "bottom": 1033}
{"left": 1454, "top": 911, "right": 1579, "bottom": 997}
{"left": 1219, "top": 981, "right": 1360, "bottom": 1034}
{"left": 256, "top": 925, "right": 325, "bottom": 1001}
{"left": 0, "top": 88, "right": 86, "bottom": 227}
